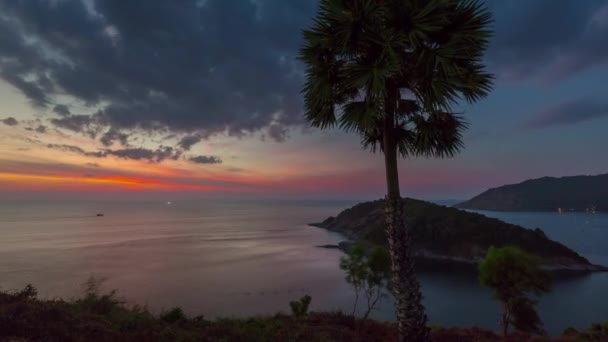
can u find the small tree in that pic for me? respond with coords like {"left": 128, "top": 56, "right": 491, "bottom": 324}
{"left": 479, "top": 246, "right": 551, "bottom": 337}
{"left": 339, "top": 241, "right": 367, "bottom": 315}
{"left": 362, "top": 246, "right": 391, "bottom": 319}
{"left": 340, "top": 242, "right": 391, "bottom": 319}
{"left": 289, "top": 295, "right": 312, "bottom": 319}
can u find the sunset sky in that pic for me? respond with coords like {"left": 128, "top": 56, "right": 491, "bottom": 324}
{"left": 1, "top": 0, "right": 608, "bottom": 201}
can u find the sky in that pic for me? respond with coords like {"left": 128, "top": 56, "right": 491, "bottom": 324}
{"left": 1, "top": 0, "right": 607, "bottom": 201}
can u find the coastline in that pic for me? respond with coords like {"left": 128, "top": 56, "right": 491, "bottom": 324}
{"left": 310, "top": 223, "right": 608, "bottom": 273}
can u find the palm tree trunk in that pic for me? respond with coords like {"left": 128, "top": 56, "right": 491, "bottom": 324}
{"left": 383, "top": 89, "right": 429, "bottom": 342}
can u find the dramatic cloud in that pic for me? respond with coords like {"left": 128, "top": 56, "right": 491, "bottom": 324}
{"left": 100, "top": 129, "right": 129, "bottom": 147}
{"left": 2, "top": 117, "right": 18, "bottom": 126}
{"left": 525, "top": 97, "right": 608, "bottom": 129}
{"left": 50, "top": 115, "right": 101, "bottom": 138}
{"left": 0, "top": 0, "right": 316, "bottom": 144}
{"left": 47, "top": 144, "right": 102, "bottom": 157}
{"left": 178, "top": 134, "right": 203, "bottom": 151}
{"left": 266, "top": 123, "right": 289, "bottom": 142}
{"left": 189, "top": 155, "right": 222, "bottom": 165}
{"left": 53, "top": 105, "right": 71, "bottom": 117}
{"left": 108, "top": 147, "right": 180, "bottom": 163}
{"left": 46, "top": 144, "right": 181, "bottom": 163}
{"left": 487, "top": 0, "right": 608, "bottom": 83}
{"left": 24, "top": 125, "right": 47, "bottom": 133}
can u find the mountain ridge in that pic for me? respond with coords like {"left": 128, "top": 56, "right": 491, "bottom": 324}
{"left": 456, "top": 173, "right": 608, "bottom": 212}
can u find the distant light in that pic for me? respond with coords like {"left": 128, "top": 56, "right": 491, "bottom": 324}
{"left": 167, "top": 201, "right": 172, "bottom": 205}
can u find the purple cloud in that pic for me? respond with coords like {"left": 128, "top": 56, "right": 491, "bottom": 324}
{"left": 487, "top": 1, "right": 608, "bottom": 84}
{"left": 525, "top": 97, "right": 608, "bottom": 129}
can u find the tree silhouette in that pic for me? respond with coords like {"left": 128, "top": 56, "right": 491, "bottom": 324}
{"left": 300, "top": 1, "right": 493, "bottom": 340}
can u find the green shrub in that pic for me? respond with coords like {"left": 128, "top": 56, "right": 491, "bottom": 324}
{"left": 479, "top": 246, "right": 551, "bottom": 337}
{"left": 74, "top": 276, "right": 124, "bottom": 315}
{"left": 289, "top": 295, "right": 311, "bottom": 318}
{"left": 160, "top": 307, "right": 186, "bottom": 323}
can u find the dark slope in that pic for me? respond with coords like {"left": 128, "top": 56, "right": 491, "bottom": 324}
{"left": 456, "top": 174, "right": 608, "bottom": 212}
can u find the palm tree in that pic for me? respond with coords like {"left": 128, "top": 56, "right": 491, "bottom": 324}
{"left": 299, "top": 1, "right": 493, "bottom": 340}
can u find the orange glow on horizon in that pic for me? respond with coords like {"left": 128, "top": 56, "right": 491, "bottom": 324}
{"left": 0, "top": 172, "right": 229, "bottom": 192}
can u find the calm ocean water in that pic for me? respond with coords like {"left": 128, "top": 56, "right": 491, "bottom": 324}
{"left": 0, "top": 199, "right": 607, "bottom": 335}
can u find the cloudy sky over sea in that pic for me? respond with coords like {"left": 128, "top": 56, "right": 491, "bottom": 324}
{"left": 1, "top": 0, "right": 607, "bottom": 200}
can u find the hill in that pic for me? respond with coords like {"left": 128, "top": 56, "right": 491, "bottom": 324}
{"left": 310, "top": 198, "right": 606, "bottom": 272}
{"left": 455, "top": 174, "right": 608, "bottom": 212}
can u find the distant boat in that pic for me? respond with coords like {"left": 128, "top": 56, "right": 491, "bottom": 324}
{"left": 96, "top": 213, "right": 104, "bottom": 217}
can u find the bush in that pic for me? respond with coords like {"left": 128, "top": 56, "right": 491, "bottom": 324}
{"left": 160, "top": 307, "right": 186, "bottom": 323}
{"left": 16, "top": 284, "right": 38, "bottom": 300}
{"left": 578, "top": 322, "right": 608, "bottom": 341}
{"left": 289, "top": 295, "right": 311, "bottom": 318}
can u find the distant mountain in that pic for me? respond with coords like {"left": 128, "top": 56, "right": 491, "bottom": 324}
{"left": 311, "top": 198, "right": 606, "bottom": 272}
{"left": 456, "top": 174, "right": 608, "bottom": 212}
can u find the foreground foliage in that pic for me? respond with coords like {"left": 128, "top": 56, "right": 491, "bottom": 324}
{"left": 0, "top": 283, "right": 605, "bottom": 341}
{"left": 479, "top": 246, "right": 551, "bottom": 337}
{"left": 340, "top": 241, "right": 391, "bottom": 319}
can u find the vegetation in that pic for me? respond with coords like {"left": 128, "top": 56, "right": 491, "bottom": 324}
{"left": 479, "top": 246, "right": 552, "bottom": 337}
{"left": 312, "top": 198, "right": 599, "bottom": 270}
{"left": 299, "top": 0, "right": 493, "bottom": 339}
{"left": 575, "top": 323, "right": 608, "bottom": 341}
{"left": 1, "top": 282, "right": 606, "bottom": 341}
{"left": 289, "top": 295, "right": 312, "bottom": 319}
{"left": 340, "top": 241, "right": 392, "bottom": 319}
{"left": 456, "top": 173, "right": 608, "bottom": 212}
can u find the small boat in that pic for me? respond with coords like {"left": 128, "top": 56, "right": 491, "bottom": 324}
{"left": 96, "top": 213, "right": 104, "bottom": 217}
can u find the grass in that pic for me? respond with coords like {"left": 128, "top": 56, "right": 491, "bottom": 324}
{"left": 0, "top": 281, "right": 606, "bottom": 341}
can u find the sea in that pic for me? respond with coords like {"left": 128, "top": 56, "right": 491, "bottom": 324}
{"left": 0, "top": 199, "right": 607, "bottom": 336}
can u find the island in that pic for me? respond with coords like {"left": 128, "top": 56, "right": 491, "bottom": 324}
{"left": 455, "top": 173, "right": 608, "bottom": 212}
{"left": 311, "top": 198, "right": 607, "bottom": 272}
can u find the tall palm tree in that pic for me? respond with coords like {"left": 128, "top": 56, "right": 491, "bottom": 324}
{"left": 299, "top": 1, "right": 493, "bottom": 340}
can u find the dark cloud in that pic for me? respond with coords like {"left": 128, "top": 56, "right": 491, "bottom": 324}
{"left": 178, "top": 134, "right": 203, "bottom": 151}
{"left": 46, "top": 143, "right": 181, "bottom": 163}
{"left": 100, "top": 129, "right": 129, "bottom": 147}
{"left": 85, "top": 162, "right": 100, "bottom": 168}
{"left": 35, "top": 125, "right": 47, "bottom": 133}
{"left": 0, "top": 0, "right": 315, "bottom": 143}
{"left": 53, "top": 104, "right": 71, "bottom": 116}
{"left": 2, "top": 117, "right": 18, "bottom": 126}
{"left": 487, "top": 0, "right": 608, "bottom": 83}
{"left": 266, "top": 123, "right": 289, "bottom": 142}
{"left": 525, "top": 97, "right": 608, "bottom": 129}
{"left": 107, "top": 147, "right": 180, "bottom": 163}
{"left": 50, "top": 114, "right": 101, "bottom": 138}
{"left": 189, "top": 155, "right": 222, "bottom": 164}
{"left": 47, "top": 143, "right": 88, "bottom": 155}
